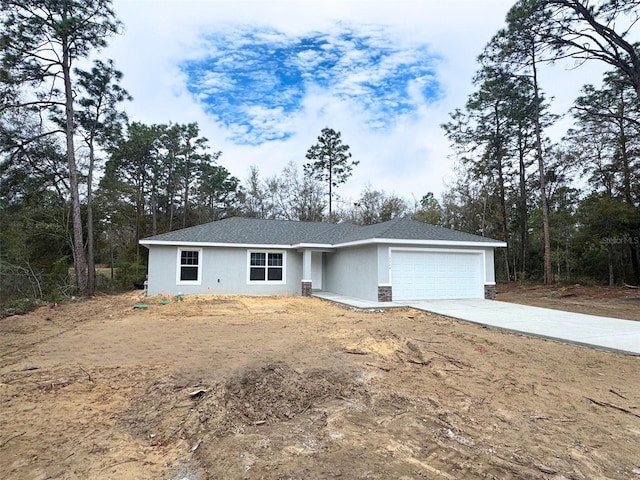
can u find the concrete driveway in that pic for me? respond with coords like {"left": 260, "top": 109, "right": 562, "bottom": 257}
{"left": 399, "top": 299, "right": 640, "bottom": 356}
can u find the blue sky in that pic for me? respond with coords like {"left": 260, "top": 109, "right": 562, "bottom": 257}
{"left": 106, "top": 0, "right": 603, "bottom": 206}
{"left": 181, "top": 27, "right": 441, "bottom": 144}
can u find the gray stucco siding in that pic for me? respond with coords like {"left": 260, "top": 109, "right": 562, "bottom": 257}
{"left": 483, "top": 248, "right": 495, "bottom": 284}
{"left": 146, "top": 245, "right": 302, "bottom": 296}
{"left": 377, "top": 245, "right": 391, "bottom": 285}
{"left": 324, "top": 245, "right": 379, "bottom": 301}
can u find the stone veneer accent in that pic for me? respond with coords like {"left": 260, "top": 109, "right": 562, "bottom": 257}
{"left": 301, "top": 281, "right": 312, "bottom": 297}
{"left": 484, "top": 284, "right": 496, "bottom": 300}
{"left": 378, "top": 286, "right": 392, "bottom": 302}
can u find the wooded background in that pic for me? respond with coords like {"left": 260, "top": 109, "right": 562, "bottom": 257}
{"left": 1, "top": 0, "right": 639, "bottom": 306}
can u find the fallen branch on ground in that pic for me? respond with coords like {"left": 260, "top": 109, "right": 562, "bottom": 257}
{"left": 609, "top": 388, "right": 627, "bottom": 400}
{"left": 585, "top": 396, "right": 640, "bottom": 419}
{"left": 407, "top": 358, "right": 432, "bottom": 367}
{"left": 0, "top": 431, "right": 26, "bottom": 448}
{"left": 344, "top": 349, "right": 368, "bottom": 355}
{"left": 99, "top": 458, "right": 142, "bottom": 471}
{"left": 365, "top": 362, "right": 392, "bottom": 372}
{"left": 428, "top": 350, "right": 472, "bottom": 369}
{"left": 79, "top": 366, "right": 94, "bottom": 383}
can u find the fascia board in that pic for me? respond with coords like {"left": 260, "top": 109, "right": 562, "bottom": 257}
{"left": 333, "top": 238, "right": 507, "bottom": 248}
{"left": 140, "top": 238, "right": 507, "bottom": 249}
{"left": 139, "top": 240, "right": 294, "bottom": 249}
{"left": 291, "top": 243, "right": 335, "bottom": 249}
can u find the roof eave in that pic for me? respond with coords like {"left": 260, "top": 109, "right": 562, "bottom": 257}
{"left": 140, "top": 238, "right": 507, "bottom": 249}
{"left": 139, "top": 240, "right": 296, "bottom": 249}
{"left": 291, "top": 242, "right": 335, "bottom": 249}
{"left": 333, "top": 238, "right": 507, "bottom": 248}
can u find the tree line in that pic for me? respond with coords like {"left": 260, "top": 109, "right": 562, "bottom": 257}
{"left": 1, "top": 0, "right": 639, "bottom": 306}
{"left": 441, "top": 0, "right": 640, "bottom": 286}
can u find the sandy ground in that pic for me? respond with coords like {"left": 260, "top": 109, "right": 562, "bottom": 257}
{"left": 1, "top": 288, "right": 639, "bottom": 479}
{"left": 496, "top": 283, "right": 640, "bottom": 321}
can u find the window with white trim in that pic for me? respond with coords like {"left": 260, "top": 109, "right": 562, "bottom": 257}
{"left": 248, "top": 251, "right": 285, "bottom": 283}
{"left": 177, "top": 248, "right": 202, "bottom": 284}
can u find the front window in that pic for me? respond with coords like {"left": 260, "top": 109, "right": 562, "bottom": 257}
{"left": 177, "top": 248, "right": 202, "bottom": 284}
{"left": 248, "top": 251, "right": 285, "bottom": 283}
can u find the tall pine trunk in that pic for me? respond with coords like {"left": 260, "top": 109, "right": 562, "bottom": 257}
{"left": 494, "top": 107, "right": 510, "bottom": 281}
{"left": 617, "top": 94, "right": 640, "bottom": 285}
{"left": 328, "top": 157, "right": 333, "bottom": 221}
{"left": 62, "top": 38, "right": 88, "bottom": 296}
{"left": 531, "top": 51, "right": 552, "bottom": 285}
{"left": 86, "top": 141, "right": 96, "bottom": 296}
{"left": 518, "top": 138, "right": 528, "bottom": 282}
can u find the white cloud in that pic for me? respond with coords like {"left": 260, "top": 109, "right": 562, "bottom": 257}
{"left": 105, "top": 0, "right": 609, "bottom": 205}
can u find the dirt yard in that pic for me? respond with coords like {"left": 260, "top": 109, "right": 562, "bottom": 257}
{"left": 496, "top": 283, "right": 640, "bottom": 321}
{"left": 1, "top": 289, "right": 639, "bottom": 479}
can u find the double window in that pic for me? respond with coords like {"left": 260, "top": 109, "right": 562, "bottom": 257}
{"left": 177, "top": 248, "right": 202, "bottom": 284}
{"left": 248, "top": 251, "right": 285, "bottom": 283}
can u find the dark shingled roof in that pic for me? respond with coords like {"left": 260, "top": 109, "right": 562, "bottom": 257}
{"left": 338, "top": 217, "right": 501, "bottom": 243}
{"left": 141, "top": 217, "right": 502, "bottom": 246}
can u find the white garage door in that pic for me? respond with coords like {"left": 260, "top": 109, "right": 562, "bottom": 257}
{"left": 391, "top": 250, "right": 484, "bottom": 300}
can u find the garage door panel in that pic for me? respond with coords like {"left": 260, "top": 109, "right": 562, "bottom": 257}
{"left": 391, "top": 251, "right": 483, "bottom": 300}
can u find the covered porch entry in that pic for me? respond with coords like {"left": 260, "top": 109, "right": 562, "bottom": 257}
{"left": 301, "top": 249, "right": 329, "bottom": 295}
